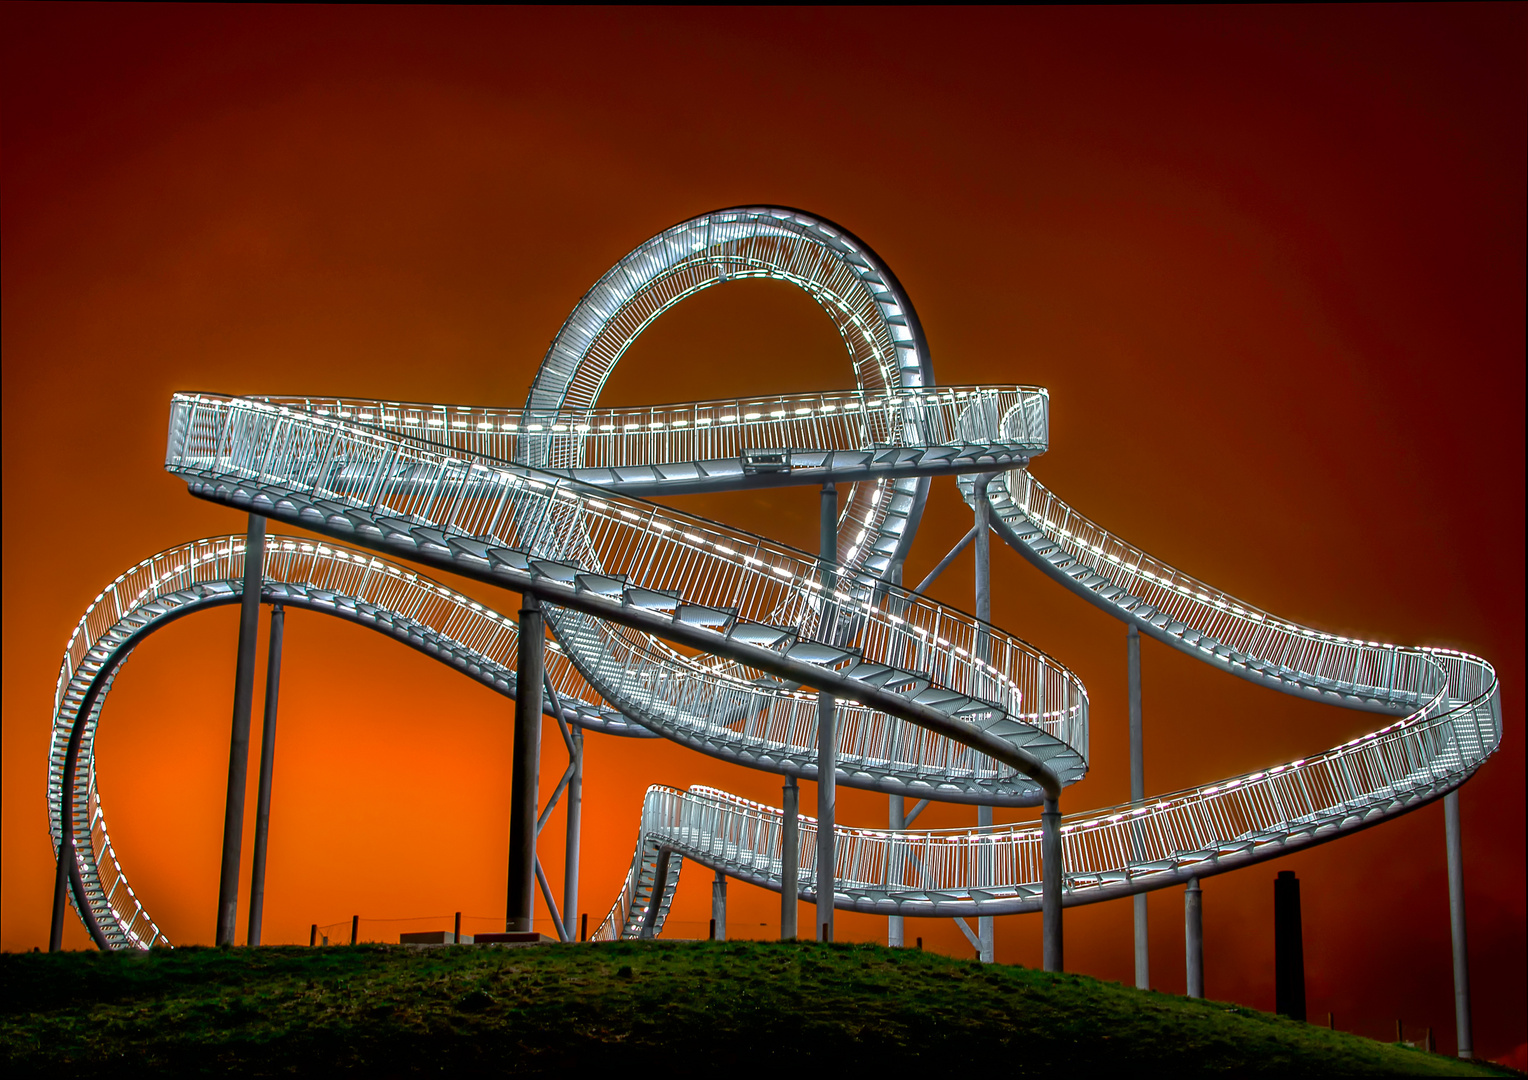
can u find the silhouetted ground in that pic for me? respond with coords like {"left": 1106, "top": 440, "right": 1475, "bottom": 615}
{"left": 0, "top": 941, "right": 1513, "bottom": 1075}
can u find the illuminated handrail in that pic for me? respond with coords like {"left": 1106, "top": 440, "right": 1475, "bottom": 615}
{"left": 253, "top": 386, "right": 1047, "bottom": 470}
{"left": 54, "top": 204, "right": 1501, "bottom": 955}
{"left": 166, "top": 391, "right": 1090, "bottom": 799}
{"left": 600, "top": 650, "right": 1495, "bottom": 933}
{"left": 981, "top": 467, "right": 1445, "bottom": 712}
{"left": 48, "top": 536, "right": 639, "bottom": 949}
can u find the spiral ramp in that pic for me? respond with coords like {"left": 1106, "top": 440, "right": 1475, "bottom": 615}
{"left": 50, "top": 206, "right": 1499, "bottom": 950}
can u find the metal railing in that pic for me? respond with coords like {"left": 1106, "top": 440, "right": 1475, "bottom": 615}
{"left": 599, "top": 652, "right": 1495, "bottom": 929}
{"left": 253, "top": 386, "right": 1047, "bottom": 474}
{"left": 166, "top": 392, "right": 1090, "bottom": 798}
{"left": 986, "top": 467, "right": 1449, "bottom": 711}
{"left": 48, "top": 535, "right": 636, "bottom": 949}
{"left": 52, "top": 200, "right": 1500, "bottom": 953}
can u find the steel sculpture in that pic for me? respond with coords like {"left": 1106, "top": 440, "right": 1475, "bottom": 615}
{"left": 49, "top": 205, "right": 1499, "bottom": 1033}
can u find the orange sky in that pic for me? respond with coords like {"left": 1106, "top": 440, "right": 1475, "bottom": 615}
{"left": 3, "top": 3, "right": 1523, "bottom": 1062}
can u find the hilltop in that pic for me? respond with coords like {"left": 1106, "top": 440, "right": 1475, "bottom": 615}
{"left": 0, "top": 941, "right": 1511, "bottom": 1076}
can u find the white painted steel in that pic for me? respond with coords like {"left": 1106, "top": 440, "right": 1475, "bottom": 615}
{"left": 50, "top": 206, "right": 1500, "bottom": 950}
{"left": 595, "top": 467, "right": 1498, "bottom": 934}
{"left": 46, "top": 536, "right": 645, "bottom": 949}
{"left": 163, "top": 391, "right": 1088, "bottom": 799}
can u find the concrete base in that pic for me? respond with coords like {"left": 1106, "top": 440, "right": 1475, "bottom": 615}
{"left": 472, "top": 932, "right": 553, "bottom": 945}
{"left": 400, "top": 930, "right": 468, "bottom": 945}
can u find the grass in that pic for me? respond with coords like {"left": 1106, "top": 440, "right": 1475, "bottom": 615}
{"left": 0, "top": 941, "right": 1513, "bottom": 1076}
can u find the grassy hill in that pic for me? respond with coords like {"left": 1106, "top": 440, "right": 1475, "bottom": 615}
{"left": 0, "top": 940, "right": 1512, "bottom": 1076}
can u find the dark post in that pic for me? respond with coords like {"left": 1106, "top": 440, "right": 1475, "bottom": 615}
{"left": 216, "top": 514, "right": 266, "bottom": 946}
{"left": 350, "top": 914, "right": 359, "bottom": 946}
{"left": 507, "top": 595, "right": 544, "bottom": 933}
{"left": 580, "top": 913, "right": 588, "bottom": 943}
{"left": 49, "top": 715, "right": 89, "bottom": 952}
{"left": 247, "top": 603, "right": 285, "bottom": 947}
{"left": 563, "top": 723, "right": 583, "bottom": 933}
{"left": 781, "top": 776, "right": 799, "bottom": 939}
{"left": 309, "top": 923, "right": 317, "bottom": 947}
{"left": 888, "top": 794, "right": 905, "bottom": 946}
{"left": 1444, "top": 790, "right": 1474, "bottom": 1058}
{"left": 1274, "top": 870, "right": 1307, "bottom": 1020}
{"left": 815, "top": 689, "right": 836, "bottom": 942}
{"left": 816, "top": 482, "right": 837, "bottom": 942}
{"left": 711, "top": 868, "right": 728, "bottom": 942}
{"left": 1128, "top": 624, "right": 1148, "bottom": 990}
{"left": 973, "top": 474, "right": 994, "bottom": 964}
{"left": 1041, "top": 795, "right": 1063, "bottom": 972}
{"left": 1185, "top": 877, "right": 1204, "bottom": 998}
{"left": 639, "top": 850, "right": 671, "bottom": 939}
{"left": 454, "top": 911, "right": 462, "bottom": 944}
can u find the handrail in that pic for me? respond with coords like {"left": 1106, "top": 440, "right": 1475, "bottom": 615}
{"left": 165, "top": 391, "right": 1089, "bottom": 799}
{"left": 47, "top": 535, "right": 648, "bottom": 948}
{"left": 51, "top": 204, "right": 1500, "bottom": 953}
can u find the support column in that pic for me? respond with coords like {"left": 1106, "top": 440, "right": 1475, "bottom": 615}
{"left": 887, "top": 554, "right": 906, "bottom": 950}
{"left": 563, "top": 723, "right": 583, "bottom": 929}
{"left": 216, "top": 514, "right": 266, "bottom": 946}
{"left": 507, "top": 595, "right": 543, "bottom": 933}
{"left": 1274, "top": 870, "right": 1306, "bottom": 1020}
{"left": 977, "top": 806, "right": 994, "bottom": 962}
{"left": 888, "top": 794, "right": 905, "bottom": 947}
{"left": 247, "top": 603, "right": 284, "bottom": 947}
{"left": 816, "top": 482, "right": 837, "bottom": 942}
{"left": 1185, "top": 877, "right": 1204, "bottom": 999}
{"left": 48, "top": 718, "right": 88, "bottom": 951}
{"left": 816, "top": 690, "right": 836, "bottom": 941}
{"left": 781, "top": 777, "right": 799, "bottom": 940}
{"left": 712, "top": 869, "right": 728, "bottom": 941}
{"left": 1445, "top": 790, "right": 1474, "bottom": 1059}
{"left": 1041, "top": 795, "right": 1063, "bottom": 972}
{"left": 1128, "top": 624, "right": 1149, "bottom": 990}
{"left": 973, "top": 474, "right": 995, "bottom": 963}
{"left": 639, "top": 850, "right": 669, "bottom": 939}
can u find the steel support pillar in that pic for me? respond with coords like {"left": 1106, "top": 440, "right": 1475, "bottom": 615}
{"left": 216, "top": 514, "right": 266, "bottom": 946}
{"left": 781, "top": 776, "right": 799, "bottom": 939}
{"left": 887, "top": 552, "right": 906, "bottom": 950}
{"left": 888, "top": 794, "right": 905, "bottom": 946}
{"left": 816, "top": 689, "right": 836, "bottom": 941}
{"left": 816, "top": 482, "right": 837, "bottom": 942}
{"left": 712, "top": 869, "right": 728, "bottom": 941}
{"left": 1041, "top": 796, "right": 1063, "bottom": 972}
{"left": 507, "top": 595, "right": 543, "bottom": 933}
{"left": 48, "top": 780, "right": 77, "bottom": 951}
{"left": 247, "top": 603, "right": 284, "bottom": 947}
{"left": 640, "top": 850, "right": 669, "bottom": 939}
{"left": 977, "top": 805, "right": 994, "bottom": 962}
{"left": 973, "top": 474, "right": 995, "bottom": 963}
{"left": 563, "top": 723, "right": 583, "bottom": 929}
{"left": 1445, "top": 790, "right": 1474, "bottom": 1059}
{"left": 48, "top": 719, "right": 88, "bottom": 951}
{"left": 1128, "top": 624, "right": 1149, "bottom": 990}
{"left": 1185, "top": 877, "right": 1204, "bottom": 998}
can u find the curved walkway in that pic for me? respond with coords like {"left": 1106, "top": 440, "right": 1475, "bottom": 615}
{"left": 50, "top": 206, "right": 1500, "bottom": 950}
{"left": 48, "top": 535, "right": 650, "bottom": 949}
